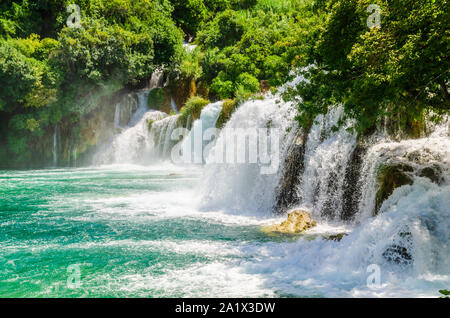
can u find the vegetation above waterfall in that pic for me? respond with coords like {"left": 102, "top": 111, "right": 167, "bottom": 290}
{"left": 0, "top": 0, "right": 448, "bottom": 167}
{"left": 283, "top": 0, "right": 449, "bottom": 134}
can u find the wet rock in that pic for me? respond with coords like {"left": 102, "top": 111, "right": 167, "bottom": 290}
{"left": 275, "top": 132, "right": 306, "bottom": 214}
{"left": 264, "top": 210, "right": 317, "bottom": 234}
{"left": 375, "top": 161, "right": 414, "bottom": 214}
{"left": 325, "top": 233, "right": 348, "bottom": 242}
{"left": 260, "top": 80, "right": 270, "bottom": 94}
{"left": 418, "top": 164, "right": 443, "bottom": 184}
{"left": 342, "top": 144, "right": 366, "bottom": 221}
{"left": 382, "top": 245, "right": 413, "bottom": 265}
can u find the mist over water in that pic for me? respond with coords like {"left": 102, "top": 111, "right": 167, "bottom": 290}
{"left": 1, "top": 77, "right": 449, "bottom": 298}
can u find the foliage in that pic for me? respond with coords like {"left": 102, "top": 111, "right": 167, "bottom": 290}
{"left": 196, "top": 1, "right": 322, "bottom": 99}
{"left": 178, "top": 96, "right": 210, "bottom": 128}
{"left": 1, "top": 0, "right": 449, "bottom": 167}
{"left": 216, "top": 99, "right": 237, "bottom": 129}
{"left": 439, "top": 290, "right": 450, "bottom": 298}
{"left": 148, "top": 88, "right": 167, "bottom": 110}
{"left": 289, "top": 0, "right": 450, "bottom": 134}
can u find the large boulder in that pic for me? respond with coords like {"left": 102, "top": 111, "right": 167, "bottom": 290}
{"left": 264, "top": 210, "right": 317, "bottom": 234}
{"left": 375, "top": 161, "right": 414, "bottom": 213}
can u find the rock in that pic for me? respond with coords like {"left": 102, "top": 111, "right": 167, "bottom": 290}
{"left": 341, "top": 144, "right": 366, "bottom": 221}
{"left": 264, "top": 210, "right": 317, "bottom": 234}
{"left": 275, "top": 131, "right": 306, "bottom": 214}
{"left": 375, "top": 162, "right": 414, "bottom": 214}
{"left": 382, "top": 245, "right": 413, "bottom": 265}
{"left": 216, "top": 99, "right": 237, "bottom": 129}
{"left": 260, "top": 80, "right": 270, "bottom": 94}
{"left": 418, "top": 164, "right": 442, "bottom": 184}
{"left": 325, "top": 233, "right": 348, "bottom": 242}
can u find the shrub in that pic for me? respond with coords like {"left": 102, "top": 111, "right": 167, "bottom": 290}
{"left": 216, "top": 99, "right": 237, "bottom": 129}
{"left": 178, "top": 96, "right": 210, "bottom": 128}
{"left": 211, "top": 72, "right": 234, "bottom": 99}
{"left": 236, "top": 72, "right": 259, "bottom": 94}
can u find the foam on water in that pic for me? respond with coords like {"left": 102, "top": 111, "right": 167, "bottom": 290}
{"left": 239, "top": 179, "right": 450, "bottom": 297}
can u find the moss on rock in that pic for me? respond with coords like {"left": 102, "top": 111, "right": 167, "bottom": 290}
{"left": 375, "top": 162, "right": 414, "bottom": 214}
{"left": 216, "top": 99, "right": 237, "bottom": 129}
{"left": 147, "top": 88, "right": 172, "bottom": 114}
{"left": 178, "top": 96, "right": 210, "bottom": 128}
{"left": 418, "top": 164, "right": 443, "bottom": 184}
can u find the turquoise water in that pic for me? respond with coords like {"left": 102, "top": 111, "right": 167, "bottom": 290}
{"left": 1, "top": 165, "right": 448, "bottom": 298}
{"left": 0, "top": 165, "right": 296, "bottom": 298}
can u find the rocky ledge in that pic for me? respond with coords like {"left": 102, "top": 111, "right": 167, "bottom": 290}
{"left": 263, "top": 210, "right": 317, "bottom": 234}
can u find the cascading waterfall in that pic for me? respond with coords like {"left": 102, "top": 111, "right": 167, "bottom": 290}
{"left": 72, "top": 144, "right": 77, "bottom": 167}
{"left": 128, "top": 91, "right": 149, "bottom": 127}
{"left": 95, "top": 110, "right": 167, "bottom": 164}
{"left": 296, "top": 106, "right": 357, "bottom": 220}
{"left": 5, "top": 71, "right": 449, "bottom": 297}
{"left": 199, "top": 95, "right": 297, "bottom": 215}
{"left": 52, "top": 125, "right": 58, "bottom": 167}
{"left": 114, "top": 102, "right": 121, "bottom": 129}
{"left": 149, "top": 69, "right": 164, "bottom": 89}
{"left": 149, "top": 114, "right": 180, "bottom": 159}
{"left": 93, "top": 89, "right": 168, "bottom": 164}
{"left": 355, "top": 118, "right": 450, "bottom": 223}
{"left": 179, "top": 101, "right": 224, "bottom": 164}
{"left": 170, "top": 97, "right": 179, "bottom": 114}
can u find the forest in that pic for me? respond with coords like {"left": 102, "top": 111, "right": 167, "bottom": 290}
{"left": 0, "top": 0, "right": 448, "bottom": 167}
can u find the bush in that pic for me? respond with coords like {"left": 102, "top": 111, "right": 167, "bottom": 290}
{"left": 211, "top": 72, "right": 234, "bottom": 99}
{"left": 236, "top": 72, "right": 259, "bottom": 94}
{"left": 178, "top": 96, "right": 210, "bottom": 128}
{"left": 216, "top": 99, "right": 237, "bottom": 128}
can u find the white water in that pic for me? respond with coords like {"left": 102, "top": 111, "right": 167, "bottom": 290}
{"left": 356, "top": 119, "right": 450, "bottom": 222}
{"left": 297, "top": 106, "right": 357, "bottom": 220}
{"left": 199, "top": 96, "right": 297, "bottom": 215}
{"left": 94, "top": 93, "right": 168, "bottom": 164}
{"left": 149, "top": 114, "right": 180, "bottom": 159}
{"left": 179, "top": 101, "right": 223, "bottom": 164}
{"left": 170, "top": 97, "right": 179, "bottom": 113}
{"left": 52, "top": 125, "right": 58, "bottom": 167}
{"left": 149, "top": 69, "right": 164, "bottom": 89}
{"left": 87, "top": 74, "right": 449, "bottom": 297}
{"left": 238, "top": 178, "right": 450, "bottom": 297}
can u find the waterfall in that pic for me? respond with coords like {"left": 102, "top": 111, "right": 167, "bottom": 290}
{"left": 72, "top": 144, "right": 77, "bottom": 167}
{"left": 170, "top": 97, "right": 179, "bottom": 114}
{"left": 296, "top": 106, "right": 357, "bottom": 220}
{"left": 67, "top": 139, "right": 72, "bottom": 167}
{"left": 52, "top": 125, "right": 58, "bottom": 167}
{"left": 183, "top": 41, "right": 197, "bottom": 53}
{"left": 355, "top": 122, "right": 450, "bottom": 223}
{"left": 149, "top": 69, "right": 164, "bottom": 89}
{"left": 95, "top": 110, "right": 167, "bottom": 164}
{"left": 149, "top": 114, "right": 180, "bottom": 160}
{"left": 114, "top": 102, "right": 121, "bottom": 129}
{"left": 128, "top": 91, "right": 149, "bottom": 127}
{"left": 179, "top": 101, "right": 224, "bottom": 164}
{"left": 198, "top": 95, "right": 297, "bottom": 215}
